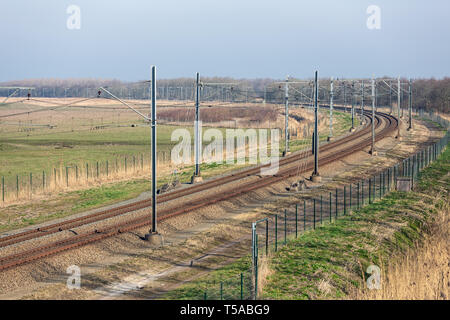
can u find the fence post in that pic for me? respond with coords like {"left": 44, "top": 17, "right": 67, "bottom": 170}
{"left": 86, "top": 163, "right": 89, "bottom": 180}
{"left": 379, "top": 173, "right": 382, "bottom": 199}
{"left": 2, "top": 176, "right": 4, "bottom": 203}
{"left": 254, "top": 234, "right": 258, "bottom": 300}
{"left": 125, "top": 157, "right": 127, "bottom": 173}
{"left": 349, "top": 185, "right": 352, "bottom": 213}
{"left": 96, "top": 161, "right": 99, "bottom": 178}
{"left": 43, "top": 171, "right": 45, "bottom": 191}
{"left": 275, "top": 215, "right": 278, "bottom": 252}
{"left": 387, "top": 168, "right": 390, "bottom": 192}
{"left": 303, "top": 200, "right": 306, "bottom": 231}
{"left": 335, "top": 188, "right": 338, "bottom": 218}
{"left": 295, "top": 204, "right": 298, "bottom": 238}
{"left": 106, "top": 161, "right": 109, "bottom": 177}
{"left": 329, "top": 192, "right": 332, "bottom": 223}
{"left": 369, "top": 178, "right": 372, "bottom": 204}
{"left": 357, "top": 182, "right": 360, "bottom": 210}
{"left": 362, "top": 180, "right": 364, "bottom": 206}
{"left": 265, "top": 220, "right": 269, "bottom": 256}
{"left": 240, "top": 273, "right": 244, "bottom": 300}
{"left": 220, "top": 282, "right": 223, "bottom": 300}
{"left": 66, "top": 167, "right": 69, "bottom": 187}
{"left": 344, "top": 186, "right": 346, "bottom": 215}
{"left": 313, "top": 199, "right": 316, "bottom": 229}
{"left": 16, "top": 175, "right": 19, "bottom": 199}
{"left": 284, "top": 209, "right": 287, "bottom": 245}
{"left": 320, "top": 195, "right": 323, "bottom": 225}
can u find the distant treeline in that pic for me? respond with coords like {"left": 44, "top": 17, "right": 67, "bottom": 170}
{"left": 1, "top": 77, "right": 448, "bottom": 113}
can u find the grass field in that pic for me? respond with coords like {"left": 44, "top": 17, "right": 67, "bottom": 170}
{"left": 161, "top": 140, "right": 449, "bottom": 300}
{"left": 0, "top": 98, "right": 355, "bottom": 228}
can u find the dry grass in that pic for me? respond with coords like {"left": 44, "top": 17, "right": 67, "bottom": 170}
{"left": 352, "top": 200, "right": 449, "bottom": 300}
{"left": 257, "top": 252, "right": 274, "bottom": 296}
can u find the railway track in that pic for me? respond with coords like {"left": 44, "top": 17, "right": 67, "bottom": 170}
{"left": 0, "top": 109, "right": 398, "bottom": 272}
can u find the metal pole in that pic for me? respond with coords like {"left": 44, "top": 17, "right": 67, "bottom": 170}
{"left": 311, "top": 71, "right": 320, "bottom": 181}
{"left": 328, "top": 78, "right": 334, "bottom": 140}
{"left": 397, "top": 77, "right": 401, "bottom": 139}
{"left": 408, "top": 78, "right": 412, "bottom": 131}
{"left": 284, "top": 76, "right": 289, "bottom": 156}
{"left": 195, "top": 72, "right": 201, "bottom": 177}
{"left": 361, "top": 81, "right": 365, "bottom": 122}
{"left": 389, "top": 79, "right": 393, "bottom": 115}
{"left": 351, "top": 82, "right": 355, "bottom": 130}
{"left": 370, "top": 77, "right": 376, "bottom": 155}
{"left": 151, "top": 66, "right": 157, "bottom": 234}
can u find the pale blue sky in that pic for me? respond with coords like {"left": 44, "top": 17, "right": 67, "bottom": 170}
{"left": 1, "top": 0, "right": 449, "bottom": 81}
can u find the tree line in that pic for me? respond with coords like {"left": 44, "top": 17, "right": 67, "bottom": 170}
{"left": 0, "top": 77, "right": 448, "bottom": 113}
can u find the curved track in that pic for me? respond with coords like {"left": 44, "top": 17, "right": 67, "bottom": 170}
{"left": 0, "top": 109, "right": 398, "bottom": 272}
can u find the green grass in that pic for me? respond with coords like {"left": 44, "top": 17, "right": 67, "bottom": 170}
{"left": 0, "top": 110, "right": 354, "bottom": 177}
{"left": 162, "top": 140, "right": 449, "bottom": 300}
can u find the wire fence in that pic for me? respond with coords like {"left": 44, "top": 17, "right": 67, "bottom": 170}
{"left": 250, "top": 112, "right": 449, "bottom": 299}
{"left": 194, "top": 111, "right": 449, "bottom": 300}
{"left": 0, "top": 151, "right": 174, "bottom": 205}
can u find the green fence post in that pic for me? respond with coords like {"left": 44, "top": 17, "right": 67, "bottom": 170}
{"left": 313, "top": 199, "right": 316, "bottom": 229}
{"left": 106, "top": 161, "right": 109, "bottom": 177}
{"left": 2, "top": 176, "right": 4, "bottom": 203}
{"left": 125, "top": 157, "right": 127, "bottom": 173}
{"left": 220, "top": 282, "right": 223, "bottom": 300}
{"left": 357, "top": 182, "right": 360, "bottom": 210}
{"left": 204, "top": 290, "right": 207, "bottom": 300}
{"left": 284, "top": 209, "right": 287, "bottom": 245}
{"left": 349, "top": 185, "right": 352, "bottom": 213}
{"left": 362, "top": 180, "right": 364, "bottom": 206}
{"left": 86, "top": 163, "right": 89, "bottom": 180}
{"left": 16, "top": 175, "right": 19, "bottom": 199}
{"left": 141, "top": 153, "right": 144, "bottom": 170}
{"left": 369, "top": 178, "right": 372, "bottom": 204}
{"left": 275, "top": 215, "right": 278, "bottom": 252}
{"left": 265, "top": 220, "right": 269, "bottom": 256}
{"left": 303, "top": 200, "right": 306, "bottom": 231}
{"left": 335, "top": 188, "right": 338, "bottom": 218}
{"left": 295, "top": 204, "right": 298, "bottom": 238}
{"left": 329, "top": 192, "right": 332, "bottom": 223}
{"left": 387, "top": 169, "right": 390, "bottom": 192}
{"left": 254, "top": 234, "right": 258, "bottom": 300}
{"left": 344, "top": 186, "right": 346, "bottom": 215}
{"left": 379, "top": 173, "right": 382, "bottom": 199}
{"left": 240, "top": 273, "right": 244, "bottom": 300}
{"left": 66, "top": 167, "right": 69, "bottom": 187}
{"left": 42, "top": 171, "right": 45, "bottom": 191}
{"left": 133, "top": 155, "right": 136, "bottom": 171}
{"left": 96, "top": 161, "right": 99, "bottom": 178}
{"left": 320, "top": 195, "right": 323, "bottom": 225}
